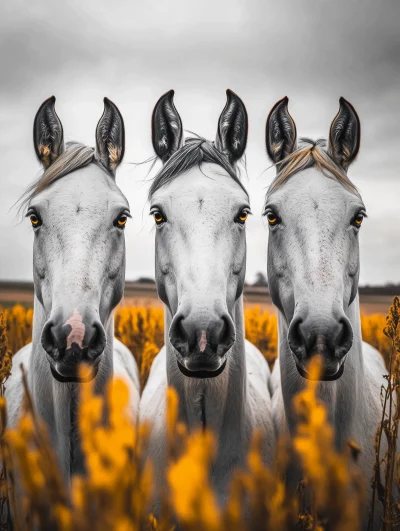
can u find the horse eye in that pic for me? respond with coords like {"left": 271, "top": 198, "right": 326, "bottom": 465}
{"left": 353, "top": 213, "right": 364, "bottom": 228}
{"left": 30, "top": 214, "right": 42, "bottom": 228}
{"left": 236, "top": 210, "right": 249, "bottom": 224}
{"left": 267, "top": 212, "right": 278, "bottom": 226}
{"left": 153, "top": 212, "right": 165, "bottom": 225}
{"left": 115, "top": 214, "right": 128, "bottom": 229}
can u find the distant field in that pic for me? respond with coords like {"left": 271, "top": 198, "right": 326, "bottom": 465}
{"left": 0, "top": 280, "right": 396, "bottom": 315}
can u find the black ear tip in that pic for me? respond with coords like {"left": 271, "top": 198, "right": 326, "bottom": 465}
{"left": 268, "top": 97, "right": 289, "bottom": 122}
{"left": 35, "top": 96, "right": 56, "bottom": 120}
{"left": 103, "top": 97, "right": 116, "bottom": 110}
{"left": 339, "top": 97, "right": 358, "bottom": 116}
{"left": 43, "top": 95, "right": 56, "bottom": 108}
{"left": 42, "top": 95, "right": 55, "bottom": 105}
{"left": 339, "top": 96, "right": 353, "bottom": 108}
{"left": 155, "top": 90, "right": 175, "bottom": 108}
{"left": 278, "top": 96, "right": 289, "bottom": 108}
{"left": 226, "top": 88, "right": 241, "bottom": 100}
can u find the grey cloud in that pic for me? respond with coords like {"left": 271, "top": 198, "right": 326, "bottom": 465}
{"left": 0, "top": 0, "right": 399, "bottom": 284}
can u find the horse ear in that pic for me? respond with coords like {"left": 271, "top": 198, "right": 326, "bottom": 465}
{"left": 328, "top": 97, "right": 360, "bottom": 172}
{"left": 95, "top": 97, "right": 125, "bottom": 175}
{"left": 33, "top": 96, "right": 65, "bottom": 169}
{"left": 215, "top": 89, "right": 248, "bottom": 162}
{"left": 266, "top": 97, "right": 297, "bottom": 166}
{"left": 152, "top": 90, "right": 183, "bottom": 163}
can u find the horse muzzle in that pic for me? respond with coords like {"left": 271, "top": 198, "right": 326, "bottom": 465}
{"left": 294, "top": 357, "right": 345, "bottom": 381}
{"left": 48, "top": 346, "right": 101, "bottom": 383}
{"left": 177, "top": 356, "right": 227, "bottom": 379}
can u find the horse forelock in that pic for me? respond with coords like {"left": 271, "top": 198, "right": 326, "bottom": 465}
{"left": 148, "top": 136, "right": 248, "bottom": 200}
{"left": 19, "top": 141, "right": 113, "bottom": 211}
{"left": 266, "top": 137, "right": 360, "bottom": 199}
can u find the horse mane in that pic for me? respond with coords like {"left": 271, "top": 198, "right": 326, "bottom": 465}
{"left": 267, "top": 138, "right": 359, "bottom": 196}
{"left": 19, "top": 142, "right": 110, "bottom": 209}
{"left": 148, "top": 137, "right": 248, "bottom": 199}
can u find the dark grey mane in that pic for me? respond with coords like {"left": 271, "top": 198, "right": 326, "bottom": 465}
{"left": 148, "top": 137, "right": 248, "bottom": 199}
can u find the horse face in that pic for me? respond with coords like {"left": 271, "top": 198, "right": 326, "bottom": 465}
{"left": 266, "top": 168, "right": 365, "bottom": 380}
{"left": 151, "top": 166, "right": 249, "bottom": 377}
{"left": 29, "top": 96, "right": 126, "bottom": 382}
{"left": 29, "top": 167, "right": 129, "bottom": 381}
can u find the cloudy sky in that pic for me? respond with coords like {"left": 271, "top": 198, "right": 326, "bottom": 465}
{"left": 1, "top": 0, "right": 399, "bottom": 285}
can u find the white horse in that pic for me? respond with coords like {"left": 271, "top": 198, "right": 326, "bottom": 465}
{"left": 265, "top": 96, "right": 387, "bottom": 526}
{"left": 140, "top": 90, "right": 275, "bottom": 506}
{"left": 6, "top": 96, "right": 140, "bottom": 484}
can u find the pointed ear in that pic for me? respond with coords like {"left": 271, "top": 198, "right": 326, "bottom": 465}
{"left": 265, "top": 97, "right": 297, "bottom": 166}
{"left": 95, "top": 97, "right": 125, "bottom": 175}
{"left": 33, "top": 96, "right": 65, "bottom": 169}
{"left": 151, "top": 90, "right": 183, "bottom": 163}
{"left": 215, "top": 89, "right": 248, "bottom": 162}
{"left": 328, "top": 97, "right": 360, "bottom": 172}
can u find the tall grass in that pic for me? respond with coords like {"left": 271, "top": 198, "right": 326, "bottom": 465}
{"left": 0, "top": 303, "right": 398, "bottom": 530}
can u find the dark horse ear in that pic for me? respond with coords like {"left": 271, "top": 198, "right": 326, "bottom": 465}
{"left": 33, "top": 96, "right": 65, "bottom": 169}
{"left": 152, "top": 90, "right": 183, "bottom": 163}
{"left": 215, "top": 89, "right": 248, "bottom": 162}
{"left": 328, "top": 97, "right": 360, "bottom": 172}
{"left": 95, "top": 97, "right": 125, "bottom": 175}
{"left": 265, "top": 97, "right": 297, "bottom": 166}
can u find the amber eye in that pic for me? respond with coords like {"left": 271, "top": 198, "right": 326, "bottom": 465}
{"left": 115, "top": 214, "right": 128, "bottom": 228}
{"left": 353, "top": 213, "right": 364, "bottom": 228}
{"left": 153, "top": 212, "right": 165, "bottom": 225}
{"left": 236, "top": 209, "right": 250, "bottom": 225}
{"left": 267, "top": 213, "right": 278, "bottom": 226}
{"left": 30, "top": 214, "right": 42, "bottom": 228}
{"left": 239, "top": 211, "right": 248, "bottom": 223}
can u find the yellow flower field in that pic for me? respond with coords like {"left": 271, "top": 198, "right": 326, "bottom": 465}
{"left": 0, "top": 302, "right": 399, "bottom": 530}
{"left": 1, "top": 304, "right": 392, "bottom": 385}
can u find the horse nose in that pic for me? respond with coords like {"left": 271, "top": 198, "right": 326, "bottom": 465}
{"left": 41, "top": 311, "right": 106, "bottom": 361}
{"left": 169, "top": 307, "right": 235, "bottom": 369}
{"left": 288, "top": 310, "right": 353, "bottom": 377}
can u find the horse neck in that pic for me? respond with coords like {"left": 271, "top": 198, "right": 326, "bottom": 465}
{"left": 29, "top": 294, "right": 115, "bottom": 477}
{"left": 278, "top": 292, "right": 364, "bottom": 446}
{"left": 165, "top": 296, "right": 248, "bottom": 434}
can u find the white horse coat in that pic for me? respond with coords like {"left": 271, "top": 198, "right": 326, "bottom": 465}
{"left": 140, "top": 90, "right": 275, "bottom": 506}
{"left": 6, "top": 97, "right": 139, "bottom": 486}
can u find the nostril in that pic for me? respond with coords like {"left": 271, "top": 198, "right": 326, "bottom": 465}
{"left": 336, "top": 318, "right": 353, "bottom": 358}
{"left": 41, "top": 321, "right": 57, "bottom": 355}
{"left": 288, "top": 316, "right": 305, "bottom": 353}
{"left": 219, "top": 315, "right": 235, "bottom": 351}
{"left": 88, "top": 322, "right": 106, "bottom": 359}
{"left": 169, "top": 313, "right": 189, "bottom": 354}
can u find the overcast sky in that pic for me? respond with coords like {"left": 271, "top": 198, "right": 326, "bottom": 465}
{"left": 1, "top": 0, "right": 399, "bottom": 285}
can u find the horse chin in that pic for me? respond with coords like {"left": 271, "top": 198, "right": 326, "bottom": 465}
{"left": 177, "top": 359, "right": 227, "bottom": 379}
{"left": 50, "top": 363, "right": 99, "bottom": 384}
{"left": 295, "top": 361, "right": 345, "bottom": 382}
